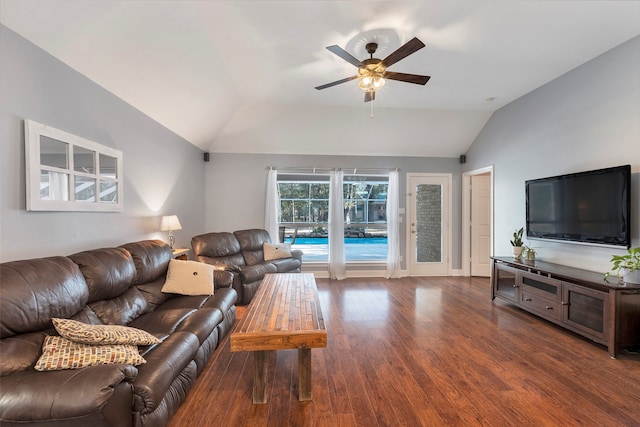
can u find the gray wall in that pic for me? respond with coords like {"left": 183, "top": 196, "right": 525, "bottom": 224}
{"left": 4, "top": 22, "right": 636, "bottom": 274}
{"left": 0, "top": 25, "right": 206, "bottom": 261}
{"left": 205, "top": 153, "right": 463, "bottom": 270}
{"left": 464, "top": 36, "right": 640, "bottom": 273}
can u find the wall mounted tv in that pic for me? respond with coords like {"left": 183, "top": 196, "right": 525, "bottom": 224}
{"left": 526, "top": 165, "right": 631, "bottom": 248}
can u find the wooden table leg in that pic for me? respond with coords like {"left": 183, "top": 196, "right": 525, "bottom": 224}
{"left": 298, "top": 348, "right": 312, "bottom": 401}
{"left": 253, "top": 350, "right": 268, "bottom": 404}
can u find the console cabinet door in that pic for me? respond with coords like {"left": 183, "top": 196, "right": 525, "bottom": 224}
{"left": 494, "top": 263, "right": 520, "bottom": 303}
{"left": 562, "top": 282, "right": 609, "bottom": 343}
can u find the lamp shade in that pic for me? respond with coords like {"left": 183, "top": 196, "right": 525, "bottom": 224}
{"left": 161, "top": 215, "right": 182, "bottom": 231}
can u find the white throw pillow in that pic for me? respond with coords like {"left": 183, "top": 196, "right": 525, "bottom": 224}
{"left": 263, "top": 243, "right": 292, "bottom": 261}
{"left": 161, "top": 259, "right": 214, "bottom": 296}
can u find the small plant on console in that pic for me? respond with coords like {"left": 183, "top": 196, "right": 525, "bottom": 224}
{"left": 604, "top": 247, "right": 640, "bottom": 284}
{"left": 510, "top": 227, "right": 524, "bottom": 259}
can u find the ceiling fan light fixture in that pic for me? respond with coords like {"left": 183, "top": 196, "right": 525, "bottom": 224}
{"left": 358, "top": 72, "right": 385, "bottom": 91}
{"left": 316, "top": 37, "right": 429, "bottom": 103}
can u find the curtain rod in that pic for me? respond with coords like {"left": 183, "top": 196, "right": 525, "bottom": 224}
{"left": 268, "top": 166, "right": 399, "bottom": 174}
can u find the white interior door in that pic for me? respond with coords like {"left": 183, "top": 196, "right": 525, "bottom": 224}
{"left": 471, "top": 174, "right": 491, "bottom": 277}
{"left": 407, "top": 174, "right": 451, "bottom": 276}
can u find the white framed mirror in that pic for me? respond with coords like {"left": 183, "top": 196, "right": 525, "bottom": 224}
{"left": 25, "top": 120, "right": 123, "bottom": 211}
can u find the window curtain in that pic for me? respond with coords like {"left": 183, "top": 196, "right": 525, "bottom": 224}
{"left": 264, "top": 168, "right": 280, "bottom": 243}
{"left": 328, "top": 169, "right": 346, "bottom": 280}
{"left": 385, "top": 170, "right": 401, "bottom": 278}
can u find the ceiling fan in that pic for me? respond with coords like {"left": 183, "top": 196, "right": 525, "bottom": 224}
{"left": 315, "top": 37, "right": 431, "bottom": 102}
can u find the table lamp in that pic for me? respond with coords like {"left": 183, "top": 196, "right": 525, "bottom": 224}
{"left": 160, "top": 215, "right": 182, "bottom": 249}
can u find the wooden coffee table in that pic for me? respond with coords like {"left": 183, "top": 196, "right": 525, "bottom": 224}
{"left": 230, "top": 273, "right": 327, "bottom": 404}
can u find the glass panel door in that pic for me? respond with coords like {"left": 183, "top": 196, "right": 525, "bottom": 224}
{"left": 408, "top": 174, "right": 450, "bottom": 276}
{"left": 494, "top": 264, "right": 519, "bottom": 302}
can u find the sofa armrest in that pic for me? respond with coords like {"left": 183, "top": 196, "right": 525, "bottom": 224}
{"left": 0, "top": 364, "right": 137, "bottom": 425}
{"left": 213, "top": 270, "right": 234, "bottom": 290}
{"left": 132, "top": 332, "right": 199, "bottom": 414}
{"left": 291, "top": 249, "right": 303, "bottom": 262}
{"left": 195, "top": 257, "right": 240, "bottom": 273}
{"left": 239, "top": 263, "right": 277, "bottom": 284}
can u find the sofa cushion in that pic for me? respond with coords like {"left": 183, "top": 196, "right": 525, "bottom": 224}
{"left": 173, "top": 308, "right": 222, "bottom": 344}
{"left": 0, "top": 331, "right": 48, "bottom": 374}
{"left": 235, "top": 228, "right": 271, "bottom": 250}
{"left": 263, "top": 242, "right": 292, "bottom": 260}
{"left": 136, "top": 277, "right": 172, "bottom": 312}
{"left": 197, "top": 252, "right": 246, "bottom": 268}
{"left": 69, "top": 247, "right": 136, "bottom": 302}
{"left": 192, "top": 232, "right": 241, "bottom": 258}
{"left": 235, "top": 228, "right": 271, "bottom": 265}
{"left": 52, "top": 318, "right": 160, "bottom": 346}
{"left": 157, "top": 295, "right": 211, "bottom": 310}
{"left": 120, "top": 240, "right": 173, "bottom": 285}
{"left": 70, "top": 305, "right": 107, "bottom": 324}
{"left": 89, "top": 286, "right": 149, "bottom": 325}
{"left": 0, "top": 257, "right": 88, "bottom": 339}
{"left": 34, "top": 336, "right": 145, "bottom": 371}
{"left": 129, "top": 309, "right": 196, "bottom": 337}
{"left": 162, "top": 259, "right": 214, "bottom": 296}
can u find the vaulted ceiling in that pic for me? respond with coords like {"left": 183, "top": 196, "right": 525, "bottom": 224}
{"left": 1, "top": 1, "right": 639, "bottom": 157}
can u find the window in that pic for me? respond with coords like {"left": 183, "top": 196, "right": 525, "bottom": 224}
{"left": 278, "top": 174, "right": 388, "bottom": 262}
{"left": 25, "top": 120, "right": 123, "bottom": 212}
{"left": 279, "top": 182, "right": 329, "bottom": 224}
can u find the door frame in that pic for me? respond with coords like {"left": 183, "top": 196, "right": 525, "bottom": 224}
{"left": 462, "top": 165, "right": 494, "bottom": 277}
{"left": 405, "top": 173, "right": 452, "bottom": 276}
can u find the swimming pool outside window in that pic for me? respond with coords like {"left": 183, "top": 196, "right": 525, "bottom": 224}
{"left": 278, "top": 175, "right": 388, "bottom": 262}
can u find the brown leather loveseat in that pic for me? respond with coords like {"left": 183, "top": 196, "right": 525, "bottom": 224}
{"left": 0, "top": 240, "right": 236, "bottom": 427}
{"left": 191, "top": 229, "right": 302, "bottom": 305}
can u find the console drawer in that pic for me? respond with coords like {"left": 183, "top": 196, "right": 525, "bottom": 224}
{"left": 520, "top": 291, "right": 561, "bottom": 322}
{"left": 519, "top": 272, "right": 562, "bottom": 300}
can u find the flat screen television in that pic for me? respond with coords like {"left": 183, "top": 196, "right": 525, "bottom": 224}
{"left": 526, "top": 165, "right": 631, "bottom": 248}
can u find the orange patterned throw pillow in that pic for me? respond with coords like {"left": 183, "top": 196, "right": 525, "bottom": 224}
{"left": 34, "top": 335, "right": 146, "bottom": 371}
{"left": 52, "top": 318, "right": 161, "bottom": 345}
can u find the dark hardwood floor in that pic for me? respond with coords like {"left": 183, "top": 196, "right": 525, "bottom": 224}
{"left": 169, "top": 276, "right": 640, "bottom": 426}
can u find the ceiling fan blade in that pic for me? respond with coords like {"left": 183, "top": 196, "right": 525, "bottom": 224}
{"left": 384, "top": 71, "right": 431, "bottom": 85}
{"left": 326, "top": 45, "right": 363, "bottom": 68}
{"left": 364, "top": 91, "right": 375, "bottom": 103}
{"left": 315, "top": 75, "right": 358, "bottom": 90}
{"left": 381, "top": 37, "right": 425, "bottom": 68}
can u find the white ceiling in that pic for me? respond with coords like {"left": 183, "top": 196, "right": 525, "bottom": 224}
{"left": 1, "top": 1, "right": 639, "bottom": 157}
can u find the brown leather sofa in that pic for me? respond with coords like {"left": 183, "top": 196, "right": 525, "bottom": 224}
{"left": 0, "top": 240, "right": 236, "bottom": 427}
{"left": 191, "top": 229, "right": 302, "bottom": 305}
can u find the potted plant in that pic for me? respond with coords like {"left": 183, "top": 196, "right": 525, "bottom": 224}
{"left": 604, "top": 247, "right": 640, "bottom": 284}
{"left": 523, "top": 245, "right": 536, "bottom": 262}
{"left": 510, "top": 227, "right": 524, "bottom": 260}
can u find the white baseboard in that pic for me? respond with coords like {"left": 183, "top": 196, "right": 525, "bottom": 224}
{"left": 305, "top": 269, "right": 405, "bottom": 279}
{"left": 302, "top": 267, "right": 466, "bottom": 279}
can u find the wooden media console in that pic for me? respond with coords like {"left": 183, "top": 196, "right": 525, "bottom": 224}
{"left": 491, "top": 256, "right": 640, "bottom": 358}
